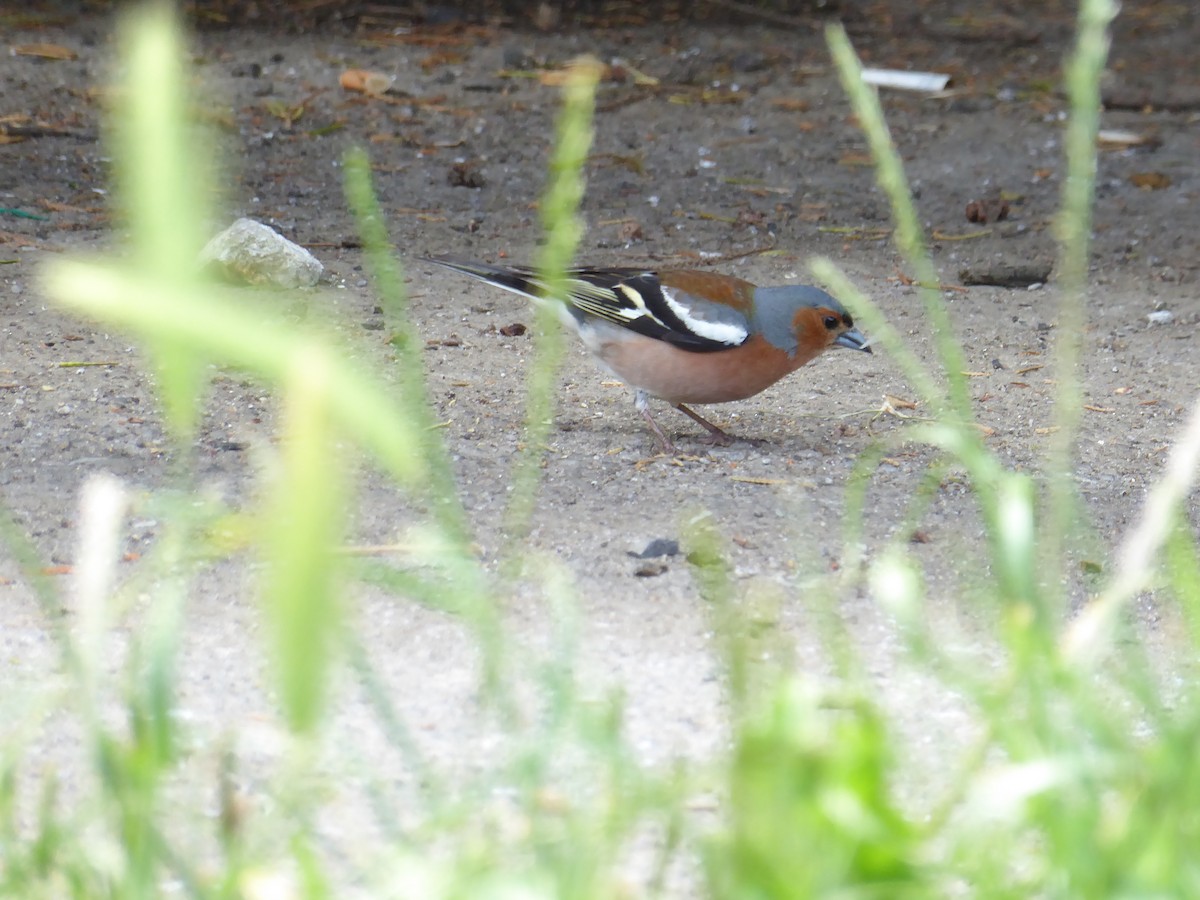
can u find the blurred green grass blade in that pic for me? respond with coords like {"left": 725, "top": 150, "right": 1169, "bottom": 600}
{"left": 135, "top": 520, "right": 191, "bottom": 768}
{"left": 342, "top": 149, "right": 411, "bottom": 351}
{"left": 1164, "top": 514, "right": 1200, "bottom": 648}
{"left": 1044, "top": 0, "right": 1119, "bottom": 583}
{"left": 816, "top": 254, "right": 1046, "bottom": 613}
{"left": 994, "top": 472, "right": 1038, "bottom": 614}
{"left": 73, "top": 475, "right": 129, "bottom": 705}
{"left": 1064, "top": 396, "right": 1200, "bottom": 666}
{"left": 683, "top": 510, "right": 746, "bottom": 705}
{"left": 506, "top": 56, "right": 603, "bottom": 542}
{"left": 342, "top": 148, "right": 472, "bottom": 546}
{"left": 1055, "top": 0, "right": 1119, "bottom": 346}
{"left": 870, "top": 545, "right": 925, "bottom": 628}
{"left": 355, "top": 560, "right": 471, "bottom": 614}
{"left": 339, "top": 152, "right": 513, "bottom": 696}
{"left": 343, "top": 631, "right": 442, "bottom": 802}
{"left": 293, "top": 833, "right": 332, "bottom": 899}
{"left": 816, "top": 254, "right": 1043, "bottom": 613}
{"left": 42, "top": 263, "right": 426, "bottom": 488}
{"left": 113, "top": 3, "right": 214, "bottom": 441}
{"left": 534, "top": 56, "right": 604, "bottom": 286}
{"left": 706, "top": 680, "right": 921, "bottom": 897}
{"left": 0, "top": 500, "right": 66, "bottom": 623}
{"left": 823, "top": 25, "right": 972, "bottom": 426}
{"left": 264, "top": 342, "right": 346, "bottom": 732}
{"left": 809, "top": 259, "right": 944, "bottom": 410}
{"left": 911, "top": 423, "right": 1044, "bottom": 612}
{"left": 114, "top": 4, "right": 212, "bottom": 273}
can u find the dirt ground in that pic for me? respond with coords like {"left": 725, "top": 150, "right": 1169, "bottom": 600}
{"left": 2, "top": 0, "right": 1198, "bottom": 886}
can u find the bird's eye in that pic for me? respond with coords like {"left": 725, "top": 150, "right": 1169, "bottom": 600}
{"left": 822, "top": 315, "right": 839, "bottom": 330}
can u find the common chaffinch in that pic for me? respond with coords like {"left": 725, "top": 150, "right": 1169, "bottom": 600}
{"left": 423, "top": 256, "right": 871, "bottom": 454}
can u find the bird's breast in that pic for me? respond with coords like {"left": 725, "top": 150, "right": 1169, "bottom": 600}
{"left": 592, "top": 331, "right": 823, "bottom": 404}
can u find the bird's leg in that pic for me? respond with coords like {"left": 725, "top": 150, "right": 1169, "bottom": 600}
{"left": 635, "top": 390, "right": 676, "bottom": 455}
{"left": 673, "top": 403, "right": 734, "bottom": 446}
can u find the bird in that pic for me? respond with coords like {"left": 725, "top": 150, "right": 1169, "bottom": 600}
{"left": 422, "top": 256, "right": 871, "bottom": 454}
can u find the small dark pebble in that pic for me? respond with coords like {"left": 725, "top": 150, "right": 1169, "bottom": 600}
{"left": 424, "top": 5, "right": 468, "bottom": 25}
{"left": 730, "top": 51, "right": 767, "bottom": 73}
{"left": 618, "top": 220, "right": 644, "bottom": 243}
{"left": 965, "top": 197, "right": 1009, "bottom": 224}
{"left": 634, "top": 561, "right": 669, "bottom": 577}
{"left": 499, "top": 323, "right": 527, "bottom": 337}
{"left": 502, "top": 46, "right": 535, "bottom": 69}
{"left": 629, "top": 538, "right": 680, "bottom": 559}
{"left": 448, "top": 161, "right": 485, "bottom": 188}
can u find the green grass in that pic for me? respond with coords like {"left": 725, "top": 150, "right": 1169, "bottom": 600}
{"left": 2, "top": 0, "right": 1199, "bottom": 896}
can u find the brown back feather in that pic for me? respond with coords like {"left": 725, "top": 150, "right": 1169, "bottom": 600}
{"left": 657, "top": 270, "right": 756, "bottom": 313}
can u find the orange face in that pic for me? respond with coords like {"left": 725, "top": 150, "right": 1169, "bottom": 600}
{"left": 791, "top": 306, "right": 871, "bottom": 357}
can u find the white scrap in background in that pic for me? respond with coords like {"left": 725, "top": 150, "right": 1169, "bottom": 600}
{"left": 1098, "top": 129, "right": 1151, "bottom": 149}
{"left": 861, "top": 68, "right": 951, "bottom": 93}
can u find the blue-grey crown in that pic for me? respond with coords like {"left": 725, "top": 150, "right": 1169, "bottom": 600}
{"left": 751, "top": 284, "right": 846, "bottom": 353}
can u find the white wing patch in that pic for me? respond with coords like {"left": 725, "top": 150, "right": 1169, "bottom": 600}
{"left": 659, "top": 285, "right": 748, "bottom": 345}
{"left": 567, "top": 279, "right": 673, "bottom": 330}
{"left": 612, "top": 283, "right": 667, "bottom": 325}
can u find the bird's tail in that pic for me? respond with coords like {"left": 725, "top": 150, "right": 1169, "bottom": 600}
{"left": 421, "top": 256, "right": 548, "bottom": 301}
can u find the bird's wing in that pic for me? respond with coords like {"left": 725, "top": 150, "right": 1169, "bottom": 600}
{"left": 565, "top": 268, "right": 753, "bottom": 352}
{"left": 425, "top": 257, "right": 752, "bottom": 353}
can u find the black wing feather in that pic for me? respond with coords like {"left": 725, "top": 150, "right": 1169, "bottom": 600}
{"left": 423, "top": 256, "right": 733, "bottom": 352}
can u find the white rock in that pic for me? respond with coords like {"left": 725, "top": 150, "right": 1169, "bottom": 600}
{"left": 1146, "top": 309, "right": 1174, "bottom": 326}
{"left": 200, "top": 218, "right": 323, "bottom": 288}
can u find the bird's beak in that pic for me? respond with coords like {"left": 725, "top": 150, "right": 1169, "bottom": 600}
{"left": 835, "top": 328, "right": 872, "bottom": 353}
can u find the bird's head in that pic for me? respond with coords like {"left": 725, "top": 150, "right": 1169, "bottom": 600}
{"left": 754, "top": 285, "right": 872, "bottom": 357}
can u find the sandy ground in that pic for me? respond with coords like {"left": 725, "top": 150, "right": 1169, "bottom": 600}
{"left": 2, "top": 0, "right": 1198, "bottom": 888}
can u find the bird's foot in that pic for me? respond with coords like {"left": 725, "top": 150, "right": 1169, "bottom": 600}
{"left": 674, "top": 403, "right": 736, "bottom": 447}
{"left": 695, "top": 429, "right": 735, "bottom": 447}
{"left": 640, "top": 407, "right": 679, "bottom": 456}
